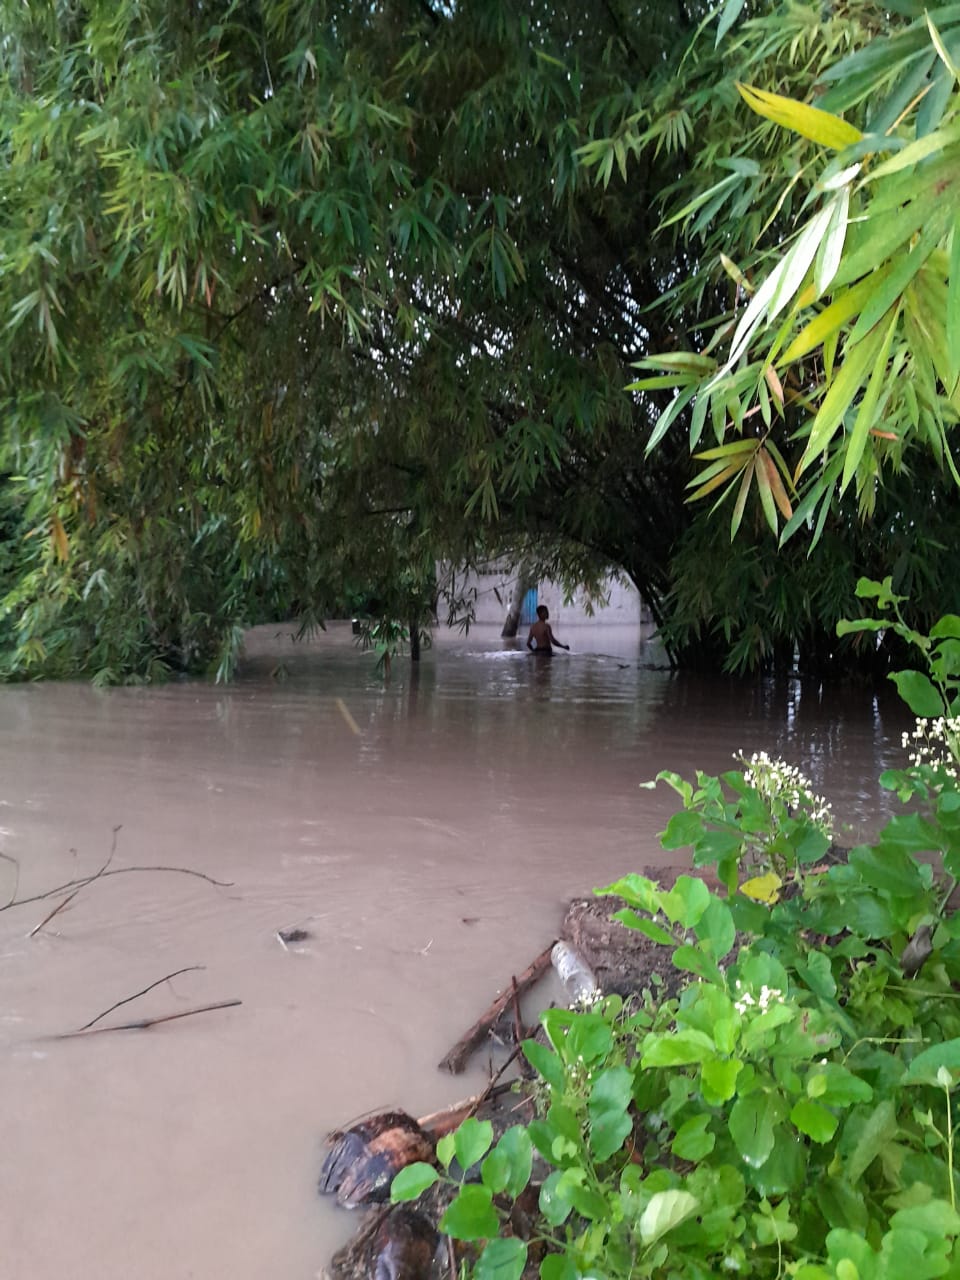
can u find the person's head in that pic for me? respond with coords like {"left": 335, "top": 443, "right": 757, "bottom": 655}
{"left": 536, "top": 605, "right": 549, "bottom": 621}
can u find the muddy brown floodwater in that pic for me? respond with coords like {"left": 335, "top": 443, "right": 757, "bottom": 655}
{"left": 0, "top": 622, "right": 910, "bottom": 1279}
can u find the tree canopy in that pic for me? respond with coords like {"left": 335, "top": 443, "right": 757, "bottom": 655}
{"left": 3, "top": 0, "right": 960, "bottom": 680}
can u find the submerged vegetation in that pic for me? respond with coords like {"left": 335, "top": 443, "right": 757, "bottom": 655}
{"left": 3, "top": 0, "right": 960, "bottom": 680}
{"left": 390, "top": 583, "right": 960, "bottom": 1277}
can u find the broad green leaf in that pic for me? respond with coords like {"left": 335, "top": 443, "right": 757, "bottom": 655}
{"left": 589, "top": 1065, "right": 635, "bottom": 1160}
{"left": 522, "top": 1039, "right": 565, "bottom": 1090}
{"left": 639, "top": 1189, "right": 699, "bottom": 1245}
{"left": 672, "top": 1114, "right": 716, "bottom": 1161}
{"left": 641, "top": 1029, "right": 716, "bottom": 1067}
{"left": 737, "top": 83, "right": 863, "bottom": 150}
{"left": 454, "top": 1117, "right": 494, "bottom": 1173}
{"left": 492, "top": 1127, "right": 533, "bottom": 1199}
{"left": 390, "top": 1162, "right": 439, "bottom": 1202}
{"left": 436, "top": 1134, "right": 456, "bottom": 1170}
{"left": 790, "top": 1099, "right": 839, "bottom": 1143}
{"left": 613, "top": 910, "right": 675, "bottom": 946}
{"left": 539, "top": 1256, "right": 578, "bottom": 1280}
{"left": 729, "top": 1093, "right": 777, "bottom": 1167}
{"left": 889, "top": 670, "right": 945, "bottom": 717}
{"left": 843, "top": 1099, "right": 898, "bottom": 1183}
{"left": 660, "top": 874, "right": 711, "bottom": 927}
{"left": 807, "top": 1064, "right": 873, "bottom": 1107}
{"left": 905, "top": 1038, "right": 960, "bottom": 1085}
{"left": 475, "top": 1239, "right": 527, "bottom": 1280}
{"left": 694, "top": 897, "right": 736, "bottom": 958}
{"left": 441, "top": 1184, "right": 499, "bottom": 1241}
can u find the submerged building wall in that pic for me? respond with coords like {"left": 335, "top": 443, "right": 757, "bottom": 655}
{"left": 440, "top": 563, "right": 650, "bottom": 628}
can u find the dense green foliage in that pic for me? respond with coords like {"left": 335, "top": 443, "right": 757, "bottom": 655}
{"left": 391, "top": 586, "right": 960, "bottom": 1278}
{"left": 3, "top": 0, "right": 960, "bottom": 679}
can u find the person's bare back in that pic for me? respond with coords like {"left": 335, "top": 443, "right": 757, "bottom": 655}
{"left": 526, "top": 605, "right": 569, "bottom": 655}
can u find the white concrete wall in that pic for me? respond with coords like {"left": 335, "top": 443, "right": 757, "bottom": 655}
{"left": 441, "top": 563, "right": 649, "bottom": 626}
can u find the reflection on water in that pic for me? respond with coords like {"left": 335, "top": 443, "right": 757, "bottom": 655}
{"left": 0, "top": 623, "right": 910, "bottom": 1279}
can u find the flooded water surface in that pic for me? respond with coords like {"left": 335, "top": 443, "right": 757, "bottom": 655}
{"left": 0, "top": 624, "right": 910, "bottom": 1278}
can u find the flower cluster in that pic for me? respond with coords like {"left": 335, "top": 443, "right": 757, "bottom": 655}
{"left": 733, "top": 979, "right": 784, "bottom": 1016}
{"left": 736, "top": 751, "right": 833, "bottom": 834}
{"left": 901, "top": 716, "right": 960, "bottom": 781}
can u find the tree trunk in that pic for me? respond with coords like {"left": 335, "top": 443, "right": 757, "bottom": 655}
{"left": 409, "top": 618, "right": 421, "bottom": 662}
{"left": 500, "top": 566, "right": 536, "bottom": 638}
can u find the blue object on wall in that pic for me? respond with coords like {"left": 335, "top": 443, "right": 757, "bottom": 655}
{"left": 519, "top": 587, "right": 539, "bottom": 626}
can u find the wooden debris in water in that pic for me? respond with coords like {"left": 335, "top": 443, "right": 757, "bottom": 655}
{"left": 319, "top": 1111, "right": 435, "bottom": 1209}
{"left": 437, "top": 941, "right": 555, "bottom": 1074}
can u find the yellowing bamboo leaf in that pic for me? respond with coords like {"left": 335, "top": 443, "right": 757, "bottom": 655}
{"left": 736, "top": 83, "right": 862, "bottom": 150}
{"left": 755, "top": 446, "right": 779, "bottom": 534}
{"left": 720, "top": 253, "right": 753, "bottom": 293}
{"left": 760, "top": 448, "right": 793, "bottom": 521}
{"left": 781, "top": 268, "right": 892, "bottom": 364}
{"left": 51, "top": 514, "right": 69, "bottom": 562}
{"left": 687, "top": 460, "right": 748, "bottom": 501}
{"left": 694, "top": 439, "right": 761, "bottom": 461}
{"left": 763, "top": 365, "right": 784, "bottom": 409}
{"left": 740, "top": 872, "right": 782, "bottom": 904}
{"left": 841, "top": 307, "right": 899, "bottom": 495}
{"left": 798, "top": 322, "right": 887, "bottom": 475}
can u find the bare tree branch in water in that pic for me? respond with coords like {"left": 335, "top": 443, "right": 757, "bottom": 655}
{"left": 0, "top": 850, "right": 20, "bottom": 908}
{"left": 54, "top": 999, "right": 242, "bottom": 1038}
{"left": 78, "top": 965, "right": 206, "bottom": 1031}
{"left": 1, "top": 864, "right": 233, "bottom": 914}
{"left": 28, "top": 825, "right": 120, "bottom": 937}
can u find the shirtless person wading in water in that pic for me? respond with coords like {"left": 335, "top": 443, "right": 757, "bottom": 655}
{"left": 526, "top": 605, "right": 570, "bottom": 655}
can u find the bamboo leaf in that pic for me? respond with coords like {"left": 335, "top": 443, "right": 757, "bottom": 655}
{"left": 731, "top": 458, "right": 755, "bottom": 538}
{"left": 687, "top": 459, "right": 749, "bottom": 501}
{"left": 814, "top": 187, "right": 849, "bottom": 295}
{"left": 755, "top": 448, "right": 779, "bottom": 533}
{"left": 947, "top": 218, "right": 960, "bottom": 391}
{"left": 781, "top": 268, "right": 893, "bottom": 364}
{"left": 736, "top": 83, "right": 863, "bottom": 150}
{"left": 716, "top": 0, "right": 747, "bottom": 44}
{"left": 763, "top": 366, "right": 784, "bottom": 410}
{"left": 694, "top": 439, "right": 763, "bottom": 461}
{"left": 51, "top": 515, "right": 69, "bottom": 562}
{"left": 847, "top": 217, "right": 948, "bottom": 347}
{"left": 866, "top": 118, "right": 960, "bottom": 181}
{"left": 645, "top": 385, "right": 697, "bottom": 455}
{"left": 799, "top": 322, "right": 888, "bottom": 473}
{"left": 841, "top": 308, "right": 900, "bottom": 494}
{"left": 760, "top": 447, "right": 793, "bottom": 520}
{"left": 928, "top": 12, "right": 960, "bottom": 81}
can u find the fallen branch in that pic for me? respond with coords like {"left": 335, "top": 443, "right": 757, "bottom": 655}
{"left": 418, "top": 1078, "right": 518, "bottom": 1138}
{"left": 54, "top": 1000, "right": 241, "bottom": 1038}
{"left": 29, "top": 827, "right": 120, "bottom": 938}
{"left": 78, "top": 966, "right": 206, "bottom": 1031}
{"left": 437, "top": 942, "right": 555, "bottom": 1074}
{"left": 0, "top": 863, "right": 233, "bottom": 913}
{"left": 0, "top": 850, "right": 20, "bottom": 909}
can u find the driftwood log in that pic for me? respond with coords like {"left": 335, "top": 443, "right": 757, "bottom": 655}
{"left": 437, "top": 942, "right": 555, "bottom": 1074}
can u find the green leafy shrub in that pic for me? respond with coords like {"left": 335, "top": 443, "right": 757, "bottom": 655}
{"left": 392, "top": 581, "right": 960, "bottom": 1279}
